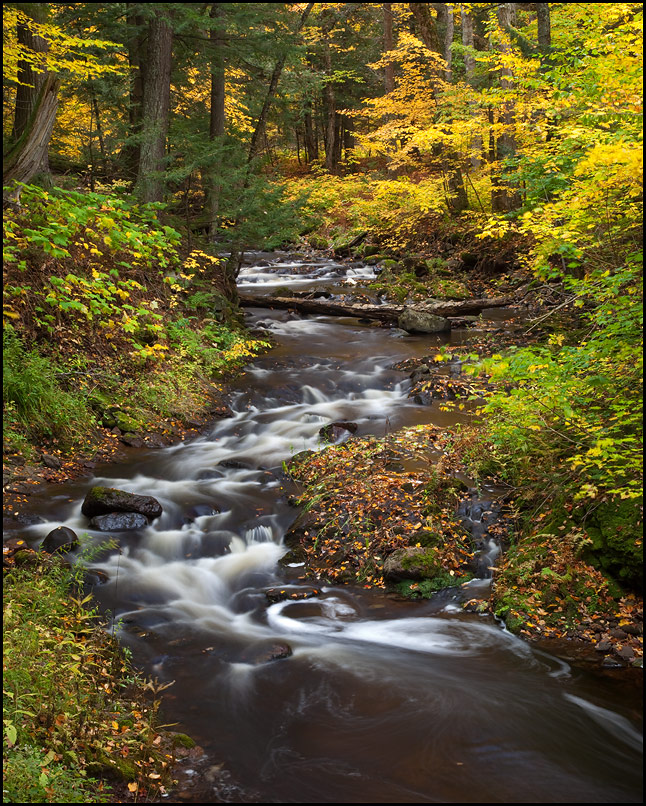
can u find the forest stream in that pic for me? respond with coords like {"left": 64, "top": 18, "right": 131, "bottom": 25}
{"left": 10, "top": 257, "right": 643, "bottom": 803}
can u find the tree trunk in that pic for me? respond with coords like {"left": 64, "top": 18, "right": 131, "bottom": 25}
{"left": 409, "top": 3, "right": 441, "bottom": 52}
{"left": 248, "top": 2, "right": 315, "bottom": 163}
{"left": 122, "top": 4, "right": 146, "bottom": 178}
{"left": 460, "top": 4, "right": 475, "bottom": 78}
{"left": 12, "top": 3, "right": 49, "bottom": 141}
{"left": 323, "top": 42, "right": 337, "bottom": 172}
{"left": 239, "top": 292, "right": 513, "bottom": 323}
{"left": 383, "top": 3, "right": 395, "bottom": 93}
{"left": 207, "top": 2, "right": 226, "bottom": 240}
{"left": 304, "top": 103, "right": 318, "bottom": 162}
{"left": 411, "top": 2, "right": 467, "bottom": 212}
{"left": 434, "top": 3, "right": 454, "bottom": 82}
{"left": 4, "top": 73, "right": 59, "bottom": 187}
{"left": 135, "top": 8, "right": 173, "bottom": 203}
{"left": 536, "top": 3, "right": 551, "bottom": 54}
{"left": 491, "top": 3, "right": 522, "bottom": 212}
{"left": 460, "top": 4, "right": 482, "bottom": 169}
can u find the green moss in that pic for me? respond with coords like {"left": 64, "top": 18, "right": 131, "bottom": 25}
{"left": 583, "top": 498, "right": 643, "bottom": 589}
{"left": 396, "top": 571, "right": 474, "bottom": 599}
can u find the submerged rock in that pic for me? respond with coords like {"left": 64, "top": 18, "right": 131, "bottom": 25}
{"left": 81, "top": 486, "right": 163, "bottom": 520}
{"left": 241, "top": 641, "right": 293, "bottom": 664}
{"left": 89, "top": 512, "right": 149, "bottom": 532}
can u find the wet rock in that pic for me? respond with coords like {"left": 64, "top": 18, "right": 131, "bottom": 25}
{"left": 12, "top": 512, "right": 45, "bottom": 525}
{"left": 601, "top": 656, "right": 624, "bottom": 669}
{"left": 318, "top": 421, "right": 358, "bottom": 443}
{"left": 218, "top": 458, "right": 253, "bottom": 470}
{"left": 143, "top": 433, "right": 168, "bottom": 449}
{"left": 196, "top": 468, "right": 225, "bottom": 481}
{"left": 615, "top": 645, "right": 635, "bottom": 661}
{"left": 265, "top": 586, "right": 321, "bottom": 604}
{"left": 41, "top": 526, "right": 79, "bottom": 554}
{"left": 594, "top": 640, "right": 613, "bottom": 653}
{"left": 81, "top": 486, "right": 163, "bottom": 520}
{"left": 398, "top": 308, "right": 450, "bottom": 334}
{"left": 89, "top": 512, "right": 149, "bottom": 532}
{"left": 241, "top": 641, "right": 293, "bottom": 664}
{"left": 182, "top": 504, "right": 221, "bottom": 523}
{"left": 41, "top": 453, "right": 62, "bottom": 469}
{"left": 622, "top": 623, "right": 643, "bottom": 636}
{"left": 121, "top": 433, "right": 144, "bottom": 448}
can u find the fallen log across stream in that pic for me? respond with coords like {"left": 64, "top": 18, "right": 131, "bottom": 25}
{"left": 238, "top": 292, "right": 514, "bottom": 325}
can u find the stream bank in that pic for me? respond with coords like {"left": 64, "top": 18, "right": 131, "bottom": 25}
{"left": 4, "top": 253, "right": 643, "bottom": 803}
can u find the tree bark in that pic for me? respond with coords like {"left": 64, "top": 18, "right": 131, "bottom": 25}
{"left": 12, "top": 3, "right": 49, "bottom": 141}
{"left": 135, "top": 8, "right": 173, "bottom": 203}
{"left": 491, "top": 3, "right": 522, "bottom": 212}
{"left": 323, "top": 41, "right": 337, "bottom": 172}
{"left": 536, "top": 3, "right": 551, "bottom": 54}
{"left": 239, "top": 293, "right": 513, "bottom": 323}
{"left": 4, "top": 73, "right": 59, "bottom": 187}
{"left": 122, "top": 4, "right": 146, "bottom": 178}
{"left": 411, "top": 2, "right": 467, "bottom": 212}
{"left": 409, "top": 3, "right": 441, "bottom": 52}
{"left": 460, "top": 4, "right": 482, "bottom": 169}
{"left": 304, "top": 102, "right": 318, "bottom": 162}
{"left": 207, "top": 2, "right": 226, "bottom": 240}
{"left": 383, "top": 3, "right": 395, "bottom": 94}
{"left": 434, "top": 3, "right": 454, "bottom": 82}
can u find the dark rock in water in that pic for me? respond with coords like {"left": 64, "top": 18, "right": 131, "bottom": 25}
{"left": 41, "top": 526, "right": 79, "bottom": 554}
{"left": 218, "top": 458, "right": 253, "bottom": 470}
{"left": 41, "top": 453, "right": 62, "bottom": 469}
{"left": 319, "top": 421, "right": 358, "bottom": 443}
{"left": 82, "top": 486, "right": 163, "bottom": 520}
{"left": 265, "top": 586, "right": 321, "bottom": 604}
{"left": 242, "top": 641, "right": 293, "bottom": 664}
{"left": 12, "top": 512, "right": 45, "bottom": 526}
{"left": 413, "top": 391, "right": 433, "bottom": 406}
{"left": 196, "top": 468, "right": 225, "bottom": 481}
{"left": 143, "top": 433, "right": 168, "bottom": 449}
{"left": 89, "top": 512, "right": 149, "bottom": 532}
{"left": 182, "top": 504, "right": 221, "bottom": 523}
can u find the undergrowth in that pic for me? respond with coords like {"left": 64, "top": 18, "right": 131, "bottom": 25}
{"left": 3, "top": 554, "right": 174, "bottom": 803}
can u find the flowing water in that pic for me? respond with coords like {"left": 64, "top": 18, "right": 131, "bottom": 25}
{"left": 12, "top": 256, "right": 643, "bottom": 802}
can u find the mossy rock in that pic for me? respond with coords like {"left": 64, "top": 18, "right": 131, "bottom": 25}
{"left": 111, "top": 410, "right": 142, "bottom": 434}
{"left": 584, "top": 498, "right": 643, "bottom": 590}
{"left": 363, "top": 245, "right": 381, "bottom": 257}
{"left": 308, "top": 235, "right": 329, "bottom": 250}
{"left": 380, "top": 259, "right": 401, "bottom": 271}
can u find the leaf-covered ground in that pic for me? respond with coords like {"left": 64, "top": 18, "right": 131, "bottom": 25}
{"left": 284, "top": 425, "right": 478, "bottom": 590}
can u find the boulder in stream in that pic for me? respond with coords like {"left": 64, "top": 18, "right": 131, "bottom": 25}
{"left": 398, "top": 307, "right": 450, "bottom": 334}
{"left": 318, "top": 421, "right": 358, "bottom": 443}
{"left": 81, "top": 486, "right": 163, "bottom": 520}
{"left": 41, "top": 526, "right": 79, "bottom": 554}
